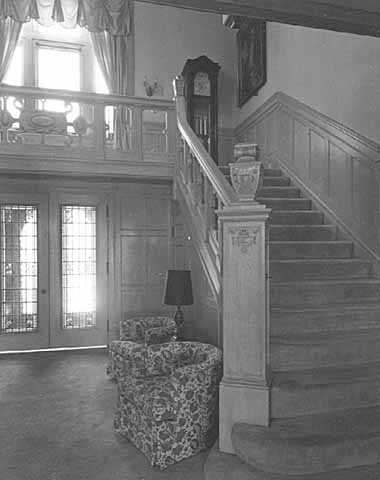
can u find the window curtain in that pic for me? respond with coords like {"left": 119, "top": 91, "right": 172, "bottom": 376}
{"left": 0, "top": 17, "right": 23, "bottom": 82}
{"left": 91, "top": 32, "right": 129, "bottom": 150}
{"left": 0, "top": 0, "right": 131, "bottom": 34}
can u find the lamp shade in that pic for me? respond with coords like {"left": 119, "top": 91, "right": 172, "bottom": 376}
{"left": 163, "top": 270, "right": 193, "bottom": 306}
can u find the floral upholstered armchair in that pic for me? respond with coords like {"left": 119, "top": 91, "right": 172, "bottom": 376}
{"left": 114, "top": 341, "right": 222, "bottom": 469}
{"left": 106, "top": 315, "right": 177, "bottom": 381}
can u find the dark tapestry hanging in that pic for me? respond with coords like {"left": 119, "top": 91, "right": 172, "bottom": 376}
{"left": 237, "top": 18, "right": 267, "bottom": 107}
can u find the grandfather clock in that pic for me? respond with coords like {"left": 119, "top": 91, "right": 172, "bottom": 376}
{"left": 182, "top": 55, "right": 220, "bottom": 163}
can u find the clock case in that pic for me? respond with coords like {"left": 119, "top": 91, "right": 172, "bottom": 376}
{"left": 181, "top": 55, "right": 221, "bottom": 164}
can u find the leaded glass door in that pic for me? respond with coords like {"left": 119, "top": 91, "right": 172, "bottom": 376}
{"left": 0, "top": 195, "right": 49, "bottom": 351}
{"left": 49, "top": 192, "right": 108, "bottom": 348}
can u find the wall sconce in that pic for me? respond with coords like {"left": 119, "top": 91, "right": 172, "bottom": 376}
{"left": 143, "top": 76, "right": 163, "bottom": 97}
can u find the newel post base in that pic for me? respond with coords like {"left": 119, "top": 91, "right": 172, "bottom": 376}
{"left": 218, "top": 203, "right": 271, "bottom": 453}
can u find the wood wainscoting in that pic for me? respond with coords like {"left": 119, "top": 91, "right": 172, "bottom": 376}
{"left": 235, "top": 91, "right": 380, "bottom": 270}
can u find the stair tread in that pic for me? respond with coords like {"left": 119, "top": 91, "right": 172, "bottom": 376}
{"left": 236, "top": 404, "right": 380, "bottom": 439}
{"left": 270, "top": 258, "right": 370, "bottom": 264}
{"left": 258, "top": 197, "right": 307, "bottom": 201}
{"left": 269, "top": 225, "right": 334, "bottom": 229}
{"left": 271, "top": 278, "right": 380, "bottom": 285}
{"left": 272, "top": 327, "right": 380, "bottom": 343}
{"left": 232, "top": 411, "right": 380, "bottom": 475}
{"left": 271, "top": 210, "right": 319, "bottom": 213}
{"left": 271, "top": 302, "right": 380, "bottom": 313}
{"left": 273, "top": 361, "right": 380, "bottom": 388}
{"left": 270, "top": 240, "right": 351, "bottom": 244}
{"left": 205, "top": 445, "right": 380, "bottom": 480}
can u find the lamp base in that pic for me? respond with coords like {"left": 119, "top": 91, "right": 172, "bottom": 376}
{"left": 173, "top": 306, "right": 184, "bottom": 341}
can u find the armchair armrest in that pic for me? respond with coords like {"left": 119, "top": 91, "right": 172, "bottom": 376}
{"left": 111, "top": 340, "right": 148, "bottom": 378}
{"left": 170, "top": 360, "right": 221, "bottom": 390}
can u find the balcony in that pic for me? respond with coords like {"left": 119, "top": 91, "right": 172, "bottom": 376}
{"left": 0, "top": 85, "right": 177, "bottom": 180}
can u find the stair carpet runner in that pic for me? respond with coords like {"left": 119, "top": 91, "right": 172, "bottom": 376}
{"left": 206, "top": 167, "right": 380, "bottom": 479}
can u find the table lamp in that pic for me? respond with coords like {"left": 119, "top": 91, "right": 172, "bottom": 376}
{"left": 163, "top": 269, "right": 193, "bottom": 340}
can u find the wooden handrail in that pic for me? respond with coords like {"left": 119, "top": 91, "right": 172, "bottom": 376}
{"left": 173, "top": 78, "right": 238, "bottom": 207}
{"left": 0, "top": 83, "right": 175, "bottom": 110}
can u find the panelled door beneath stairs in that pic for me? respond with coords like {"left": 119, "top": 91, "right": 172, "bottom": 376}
{"left": 0, "top": 191, "right": 109, "bottom": 352}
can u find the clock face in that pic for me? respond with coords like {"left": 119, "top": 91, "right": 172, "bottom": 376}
{"left": 194, "top": 71, "right": 211, "bottom": 96}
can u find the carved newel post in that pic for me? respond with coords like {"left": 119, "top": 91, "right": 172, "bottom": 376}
{"left": 218, "top": 143, "right": 272, "bottom": 453}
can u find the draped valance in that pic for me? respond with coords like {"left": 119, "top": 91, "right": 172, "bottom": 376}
{"left": 0, "top": 0, "right": 131, "bottom": 35}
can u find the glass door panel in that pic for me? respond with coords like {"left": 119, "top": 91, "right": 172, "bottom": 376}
{"left": 1, "top": 206, "right": 38, "bottom": 334}
{"left": 0, "top": 197, "right": 49, "bottom": 351}
{"left": 61, "top": 206, "right": 97, "bottom": 330}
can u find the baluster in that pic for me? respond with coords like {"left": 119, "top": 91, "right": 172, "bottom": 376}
{"left": 189, "top": 153, "right": 196, "bottom": 203}
{"left": 183, "top": 141, "right": 189, "bottom": 184}
{"left": 0, "top": 97, "right": 12, "bottom": 145}
{"left": 214, "top": 193, "right": 219, "bottom": 240}
{"left": 200, "top": 171, "right": 205, "bottom": 207}
{"left": 94, "top": 103, "right": 105, "bottom": 152}
{"left": 189, "top": 152, "right": 195, "bottom": 185}
{"left": 131, "top": 107, "right": 143, "bottom": 159}
{"left": 178, "top": 137, "right": 184, "bottom": 175}
{"left": 204, "top": 177, "right": 213, "bottom": 242}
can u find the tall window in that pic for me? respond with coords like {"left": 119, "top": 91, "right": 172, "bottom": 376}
{"left": 36, "top": 42, "right": 82, "bottom": 121}
{"left": 2, "top": 22, "right": 106, "bottom": 94}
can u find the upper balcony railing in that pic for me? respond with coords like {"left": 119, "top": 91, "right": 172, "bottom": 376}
{"left": 0, "top": 84, "right": 177, "bottom": 177}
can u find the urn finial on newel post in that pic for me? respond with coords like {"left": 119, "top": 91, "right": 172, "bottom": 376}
{"left": 230, "top": 143, "right": 262, "bottom": 202}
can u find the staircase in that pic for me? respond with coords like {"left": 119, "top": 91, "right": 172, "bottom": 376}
{"left": 205, "top": 166, "right": 380, "bottom": 479}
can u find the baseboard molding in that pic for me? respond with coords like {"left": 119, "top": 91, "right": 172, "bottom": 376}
{"left": 0, "top": 345, "right": 108, "bottom": 355}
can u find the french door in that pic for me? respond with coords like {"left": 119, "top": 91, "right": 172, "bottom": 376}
{"left": 0, "top": 191, "right": 109, "bottom": 352}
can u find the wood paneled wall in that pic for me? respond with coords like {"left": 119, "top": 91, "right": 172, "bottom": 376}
{"left": 112, "top": 183, "right": 174, "bottom": 339}
{"left": 172, "top": 201, "right": 220, "bottom": 346}
{"left": 235, "top": 92, "right": 380, "bottom": 264}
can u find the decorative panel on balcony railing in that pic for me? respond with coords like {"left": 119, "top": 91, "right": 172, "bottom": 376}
{"left": 1, "top": 95, "right": 95, "bottom": 148}
{"left": 0, "top": 85, "right": 176, "bottom": 179}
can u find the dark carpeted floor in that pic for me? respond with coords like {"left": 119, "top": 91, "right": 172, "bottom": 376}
{"left": 0, "top": 349, "right": 208, "bottom": 480}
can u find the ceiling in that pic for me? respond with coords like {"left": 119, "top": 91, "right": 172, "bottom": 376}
{"left": 138, "top": 0, "right": 380, "bottom": 37}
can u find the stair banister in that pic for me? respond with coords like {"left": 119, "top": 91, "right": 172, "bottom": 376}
{"left": 173, "top": 76, "right": 238, "bottom": 207}
{"left": 173, "top": 75, "right": 272, "bottom": 454}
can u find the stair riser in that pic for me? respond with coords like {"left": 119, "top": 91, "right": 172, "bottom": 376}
{"left": 272, "top": 380, "right": 380, "bottom": 418}
{"left": 271, "top": 338, "right": 380, "bottom": 371}
{"left": 258, "top": 187, "right": 300, "bottom": 198}
{"left": 271, "top": 283, "right": 380, "bottom": 307}
{"left": 264, "top": 169, "right": 282, "bottom": 177}
{"left": 270, "top": 243, "right": 352, "bottom": 259}
{"left": 270, "top": 261, "right": 371, "bottom": 281}
{"left": 270, "top": 211, "right": 324, "bottom": 225}
{"left": 271, "top": 308, "right": 380, "bottom": 335}
{"left": 259, "top": 198, "right": 311, "bottom": 210}
{"left": 263, "top": 177, "right": 290, "bottom": 187}
{"left": 269, "top": 227, "right": 336, "bottom": 242}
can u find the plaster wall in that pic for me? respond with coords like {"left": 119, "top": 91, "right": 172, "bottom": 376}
{"left": 236, "top": 22, "right": 380, "bottom": 144}
{"left": 134, "top": 3, "right": 237, "bottom": 130}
